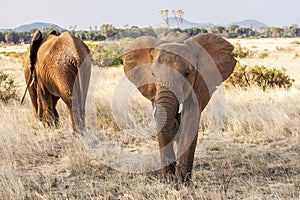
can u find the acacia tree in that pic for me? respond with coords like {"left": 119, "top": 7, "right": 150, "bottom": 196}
{"left": 271, "top": 27, "right": 283, "bottom": 38}
{"left": 100, "top": 24, "right": 118, "bottom": 39}
{"left": 159, "top": 9, "right": 185, "bottom": 28}
{"left": 159, "top": 10, "right": 169, "bottom": 27}
{"left": 211, "top": 25, "right": 225, "bottom": 35}
{"left": 260, "top": 26, "right": 271, "bottom": 38}
{"left": 172, "top": 9, "right": 184, "bottom": 28}
{"left": 4, "top": 31, "right": 18, "bottom": 44}
{"left": 289, "top": 24, "right": 300, "bottom": 37}
{"left": 0, "top": 32, "right": 4, "bottom": 42}
{"left": 69, "top": 25, "right": 77, "bottom": 34}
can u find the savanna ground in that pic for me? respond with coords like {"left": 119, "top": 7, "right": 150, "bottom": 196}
{"left": 0, "top": 38, "right": 299, "bottom": 199}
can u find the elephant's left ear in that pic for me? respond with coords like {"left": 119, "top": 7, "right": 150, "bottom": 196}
{"left": 190, "top": 33, "right": 236, "bottom": 82}
{"left": 30, "top": 30, "right": 43, "bottom": 68}
{"left": 48, "top": 29, "right": 61, "bottom": 36}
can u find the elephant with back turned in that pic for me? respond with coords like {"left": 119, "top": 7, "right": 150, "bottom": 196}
{"left": 123, "top": 33, "right": 236, "bottom": 184}
{"left": 23, "top": 30, "right": 91, "bottom": 132}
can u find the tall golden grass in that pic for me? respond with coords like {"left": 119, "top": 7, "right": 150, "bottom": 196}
{"left": 0, "top": 38, "right": 299, "bottom": 199}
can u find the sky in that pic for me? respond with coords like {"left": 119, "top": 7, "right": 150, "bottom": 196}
{"left": 1, "top": 0, "right": 299, "bottom": 30}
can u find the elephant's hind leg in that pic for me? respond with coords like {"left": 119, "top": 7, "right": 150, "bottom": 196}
{"left": 36, "top": 84, "right": 57, "bottom": 127}
{"left": 52, "top": 95, "right": 60, "bottom": 128}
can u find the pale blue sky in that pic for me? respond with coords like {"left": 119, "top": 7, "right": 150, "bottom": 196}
{"left": 1, "top": 0, "right": 299, "bottom": 30}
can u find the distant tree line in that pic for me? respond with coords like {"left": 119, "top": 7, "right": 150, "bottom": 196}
{"left": 173, "top": 24, "right": 300, "bottom": 38}
{"left": 0, "top": 26, "right": 63, "bottom": 44}
{"left": 0, "top": 24, "right": 299, "bottom": 44}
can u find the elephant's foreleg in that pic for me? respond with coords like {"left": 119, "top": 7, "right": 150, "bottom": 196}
{"left": 175, "top": 95, "right": 200, "bottom": 185}
{"left": 176, "top": 132, "right": 198, "bottom": 185}
{"left": 158, "top": 132, "right": 177, "bottom": 182}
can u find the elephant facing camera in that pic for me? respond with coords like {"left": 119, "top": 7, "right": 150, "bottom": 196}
{"left": 123, "top": 33, "right": 236, "bottom": 184}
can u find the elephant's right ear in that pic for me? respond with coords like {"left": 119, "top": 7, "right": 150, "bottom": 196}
{"left": 123, "top": 36, "right": 162, "bottom": 100}
{"left": 30, "top": 30, "right": 43, "bottom": 68}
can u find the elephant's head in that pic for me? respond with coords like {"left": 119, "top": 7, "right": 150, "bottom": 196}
{"left": 123, "top": 33, "right": 236, "bottom": 184}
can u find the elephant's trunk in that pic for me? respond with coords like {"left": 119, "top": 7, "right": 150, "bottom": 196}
{"left": 154, "top": 86, "right": 179, "bottom": 179}
{"left": 155, "top": 88, "right": 178, "bottom": 133}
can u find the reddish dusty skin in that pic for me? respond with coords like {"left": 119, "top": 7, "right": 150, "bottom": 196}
{"left": 123, "top": 33, "right": 236, "bottom": 185}
{"left": 24, "top": 30, "right": 91, "bottom": 133}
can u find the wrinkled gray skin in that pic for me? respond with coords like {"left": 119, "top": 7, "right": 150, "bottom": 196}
{"left": 24, "top": 30, "right": 91, "bottom": 133}
{"left": 123, "top": 33, "right": 236, "bottom": 185}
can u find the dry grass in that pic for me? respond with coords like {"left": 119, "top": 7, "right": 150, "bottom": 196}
{"left": 228, "top": 38, "right": 300, "bottom": 88}
{"left": 0, "top": 39, "right": 299, "bottom": 199}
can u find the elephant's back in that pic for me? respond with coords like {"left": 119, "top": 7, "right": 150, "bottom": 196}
{"left": 38, "top": 32, "right": 90, "bottom": 69}
{"left": 36, "top": 32, "right": 91, "bottom": 97}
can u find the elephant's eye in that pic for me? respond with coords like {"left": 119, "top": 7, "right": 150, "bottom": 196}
{"left": 184, "top": 71, "right": 190, "bottom": 78}
{"left": 151, "top": 72, "right": 155, "bottom": 77}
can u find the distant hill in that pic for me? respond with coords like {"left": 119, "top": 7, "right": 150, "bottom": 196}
{"left": 154, "top": 18, "right": 269, "bottom": 31}
{"left": 154, "top": 17, "right": 214, "bottom": 29}
{"left": 227, "top": 19, "right": 268, "bottom": 31}
{"left": 0, "top": 22, "right": 64, "bottom": 32}
{"left": 1, "top": 19, "right": 269, "bottom": 32}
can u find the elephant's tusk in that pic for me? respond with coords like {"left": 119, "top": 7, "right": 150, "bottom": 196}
{"left": 29, "top": 78, "right": 35, "bottom": 87}
{"left": 152, "top": 106, "right": 157, "bottom": 117}
{"left": 20, "top": 77, "right": 35, "bottom": 105}
{"left": 178, "top": 103, "right": 183, "bottom": 114}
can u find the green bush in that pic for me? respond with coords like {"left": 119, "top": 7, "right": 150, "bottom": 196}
{"left": 226, "top": 64, "right": 250, "bottom": 88}
{"left": 90, "top": 38, "right": 132, "bottom": 67}
{"left": 0, "top": 50, "right": 28, "bottom": 66}
{"left": 85, "top": 42, "right": 98, "bottom": 52}
{"left": 226, "top": 63, "right": 294, "bottom": 90}
{"left": 0, "top": 71, "right": 18, "bottom": 103}
{"left": 290, "top": 40, "right": 300, "bottom": 45}
{"left": 259, "top": 51, "right": 269, "bottom": 59}
{"left": 232, "top": 43, "right": 253, "bottom": 59}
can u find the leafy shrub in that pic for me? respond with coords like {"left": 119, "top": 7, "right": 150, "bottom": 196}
{"left": 226, "top": 32, "right": 239, "bottom": 38}
{"left": 90, "top": 38, "right": 132, "bottom": 67}
{"left": 276, "top": 46, "right": 294, "bottom": 52}
{"left": 85, "top": 42, "right": 98, "bottom": 52}
{"left": 20, "top": 49, "right": 29, "bottom": 66}
{"left": 290, "top": 40, "right": 300, "bottom": 45}
{"left": 0, "top": 50, "right": 28, "bottom": 66}
{"left": 259, "top": 51, "right": 269, "bottom": 59}
{"left": 0, "top": 71, "right": 18, "bottom": 103}
{"left": 226, "top": 64, "right": 250, "bottom": 88}
{"left": 0, "top": 51, "right": 26, "bottom": 59}
{"left": 232, "top": 43, "right": 253, "bottom": 59}
{"left": 226, "top": 63, "right": 294, "bottom": 90}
